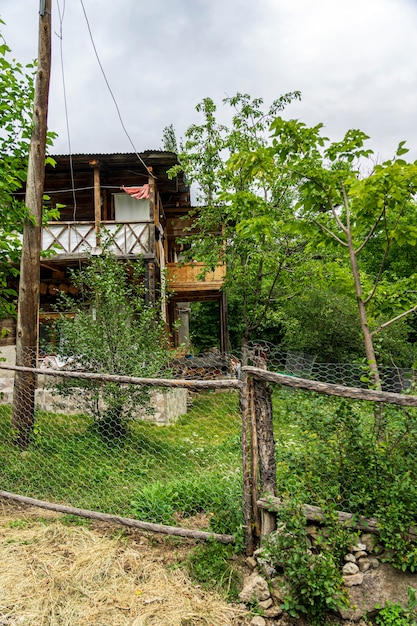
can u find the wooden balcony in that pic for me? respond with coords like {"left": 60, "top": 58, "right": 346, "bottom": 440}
{"left": 166, "top": 262, "right": 225, "bottom": 294}
{"left": 41, "top": 221, "right": 152, "bottom": 260}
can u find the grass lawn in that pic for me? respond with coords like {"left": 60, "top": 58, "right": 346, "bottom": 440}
{"left": 0, "top": 391, "right": 243, "bottom": 536}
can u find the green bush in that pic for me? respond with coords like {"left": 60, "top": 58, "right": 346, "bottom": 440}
{"left": 260, "top": 500, "right": 351, "bottom": 624}
{"left": 273, "top": 389, "right": 417, "bottom": 573}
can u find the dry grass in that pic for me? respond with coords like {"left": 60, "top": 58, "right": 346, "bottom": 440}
{"left": 0, "top": 503, "right": 248, "bottom": 626}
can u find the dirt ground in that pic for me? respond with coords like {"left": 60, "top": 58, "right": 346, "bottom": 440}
{"left": 0, "top": 500, "right": 251, "bottom": 626}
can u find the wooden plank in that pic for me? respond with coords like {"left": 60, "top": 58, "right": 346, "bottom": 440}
{"left": 243, "top": 366, "right": 417, "bottom": 407}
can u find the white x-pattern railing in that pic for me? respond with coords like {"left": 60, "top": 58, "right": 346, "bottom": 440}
{"left": 42, "top": 221, "right": 152, "bottom": 257}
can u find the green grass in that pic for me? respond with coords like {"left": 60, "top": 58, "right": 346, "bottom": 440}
{"left": 0, "top": 391, "right": 243, "bottom": 536}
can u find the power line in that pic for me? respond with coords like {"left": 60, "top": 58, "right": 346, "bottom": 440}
{"left": 78, "top": 0, "right": 156, "bottom": 180}
{"left": 55, "top": 0, "right": 78, "bottom": 220}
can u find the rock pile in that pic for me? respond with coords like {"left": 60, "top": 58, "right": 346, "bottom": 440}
{"left": 342, "top": 535, "right": 381, "bottom": 588}
{"left": 238, "top": 526, "right": 417, "bottom": 624}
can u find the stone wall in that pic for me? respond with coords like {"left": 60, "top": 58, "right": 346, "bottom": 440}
{"left": 0, "top": 361, "right": 188, "bottom": 426}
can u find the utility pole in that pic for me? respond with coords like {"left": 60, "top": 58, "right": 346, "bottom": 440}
{"left": 12, "top": 0, "right": 52, "bottom": 448}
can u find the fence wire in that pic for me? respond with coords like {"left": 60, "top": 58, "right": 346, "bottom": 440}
{"left": 244, "top": 353, "right": 417, "bottom": 571}
{"left": 245, "top": 340, "right": 416, "bottom": 392}
{"left": 0, "top": 348, "right": 243, "bottom": 539}
{"left": 1, "top": 342, "right": 417, "bottom": 553}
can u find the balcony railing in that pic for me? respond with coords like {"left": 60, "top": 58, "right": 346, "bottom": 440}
{"left": 166, "top": 262, "right": 225, "bottom": 293}
{"left": 42, "top": 221, "right": 152, "bottom": 258}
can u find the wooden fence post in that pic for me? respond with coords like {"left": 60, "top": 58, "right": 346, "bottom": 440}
{"left": 252, "top": 375, "right": 277, "bottom": 536}
{"left": 240, "top": 371, "right": 255, "bottom": 555}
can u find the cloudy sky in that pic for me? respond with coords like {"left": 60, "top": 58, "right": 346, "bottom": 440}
{"left": 1, "top": 0, "right": 417, "bottom": 161}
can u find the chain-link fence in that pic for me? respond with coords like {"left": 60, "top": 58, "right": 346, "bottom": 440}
{"left": 0, "top": 348, "right": 243, "bottom": 542}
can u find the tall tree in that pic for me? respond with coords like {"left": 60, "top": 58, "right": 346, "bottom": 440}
{"left": 169, "top": 93, "right": 308, "bottom": 356}
{"left": 0, "top": 20, "right": 36, "bottom": 319}
{"left": 270, "top": 118, "right": 417, "bottom": 387}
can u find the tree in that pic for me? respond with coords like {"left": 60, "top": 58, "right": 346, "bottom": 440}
{"left": 161, "top": 123, "right": 178, "bottom": 153}
{"left": 169, "top": 93, "right": 309, "bottom": 357}
{"left": 53, "top": 252, "right": 171, "bottom": 439}
{"left": 270, "top": 118, "right": 417, "bottom": 387}
{"left": 0, "top": 21, "right": 36, "bottom": 319}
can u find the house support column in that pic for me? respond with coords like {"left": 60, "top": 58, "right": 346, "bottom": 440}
{"left": 89, "top": 159, "right": 101, "bottom": 250}
{"left": 219, "top": 291, "right": 228, "bottom": 354}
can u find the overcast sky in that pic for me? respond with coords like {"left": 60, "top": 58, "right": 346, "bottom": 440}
{"left": 1, "top": 0, "right": 417, "bottom": 161}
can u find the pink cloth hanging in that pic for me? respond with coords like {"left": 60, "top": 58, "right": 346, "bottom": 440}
{"left": 121, "top": 184, "right": 150, "bottom": 199}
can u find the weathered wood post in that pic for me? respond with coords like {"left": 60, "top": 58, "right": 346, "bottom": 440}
{"left": 251, "top": 368, "right": 277, "bottom": 536}
{"left": 147, "top": 167, "right": 156, "bottom": 304}
{"left": 240, "top": 370, "right": 255, "bottom": 555}
{"left": 89, "top": 158, "right": 101, "bottom": 249}
{"left": 12, "top": 0, "right": 52, "bottom": 449}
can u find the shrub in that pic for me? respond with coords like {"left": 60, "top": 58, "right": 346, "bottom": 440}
{"left": 49, "top": 251, "right": 170, "bottom": 439}
{"left": 260, "top": 500, "right": 351, "bottom": 624}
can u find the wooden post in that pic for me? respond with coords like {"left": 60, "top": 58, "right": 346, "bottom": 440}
{"left": 253, "top": 375, "right": 277, "bottom": 536}
{"left": 240, "top": 371, "right": 255, "bottom": 555}
{"left": 219, "top": 291, "right": 229, "bottom": 354}
{"left": 249, "top": 376, "right": 261, "bottom": 539}
{"left": 147, "top": 168, "right": 156, "bottom": 303}
{"left": 12, "top": 0, "right": 52, "bottom": 449}
{"left": 89, "top": 159, "right": 101, "bottom": 248}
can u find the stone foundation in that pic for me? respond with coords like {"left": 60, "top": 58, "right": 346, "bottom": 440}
{"left": 1, "top": 347, "right": 188, "bottom": 426}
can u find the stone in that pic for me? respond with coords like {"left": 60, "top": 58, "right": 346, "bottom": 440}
{"left": 358, "top": 557, "right": 372, "bottom": 573}
{"left": 306, "top": 524, "right": 320, "bottom": 540}
{"left": 270, "top": 576, "right": 289, "bottom": 603}
{"left": 250, "top": 617, "right": 266, "bottom": 626}
{"left": 239, "top": 573, "right": 270, "bottom": 603}
{"left": 246, "top": 556, "right": 257, "bottom": 570}
{"left": 361, "top": 533, "right": 378, "bottom": 553}
{"left": 354, "top": 550, "right": 368, "bottom": 558}
{"left": 264, "top": 605, "right": 284, "bottom": 618}
{"left": 343, "top": 562, "right": 359, "bottom": 575}
{"left": 257, "top": 561, "right": 276, "bottom": 579}
{"left": 369, "top": 556, "right": 380, "bottom": 569}
{"left": 351, "top": 542, "right": 366, "bottom": 552}
{"left": 258, "top": 598, "right": 273, "bottom": 610}
{"left": 340, "top": 563, "right": 417, "bottom": 621}
{"left": 344, "top": 553, "right": 357, "bottom": 563}
{"left": 343, "top": 572, "right": 364, "bottom": 587}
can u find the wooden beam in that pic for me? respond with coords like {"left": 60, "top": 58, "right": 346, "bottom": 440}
{"left": 89, "top": 159, "right": 101, "bottom": 247}
{"left": 243, "top": 367, "right": 417, "bottom": 407}
{"left": 0, "top": 364, "right": 242, "bottom": 389}
{"left": 257, "top": 497, "right": 417, "bottom": 541}
{"left": 0, "top": 490, "right": 235, "bottom": 544}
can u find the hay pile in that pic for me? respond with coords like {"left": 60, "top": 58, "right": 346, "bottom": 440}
{"left": 0, "top": 504, "right": 248, "bottom": 625}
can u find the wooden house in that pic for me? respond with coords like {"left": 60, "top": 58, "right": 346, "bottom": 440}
{"left": 3, "top": 151, "right": 227, "bottom": 353}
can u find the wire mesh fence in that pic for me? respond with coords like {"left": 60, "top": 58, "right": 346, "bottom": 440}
{"left": 1, "top": 341, "right": 417, "bottom": 556}
{"left": 244, "top": 340, "right": 417, "bottom": 392}
{"left": 241, "top": 362, "right": 417, "bottom": 574}
{"left": 0, "top": 348, "right": 243, "bottom": 541}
